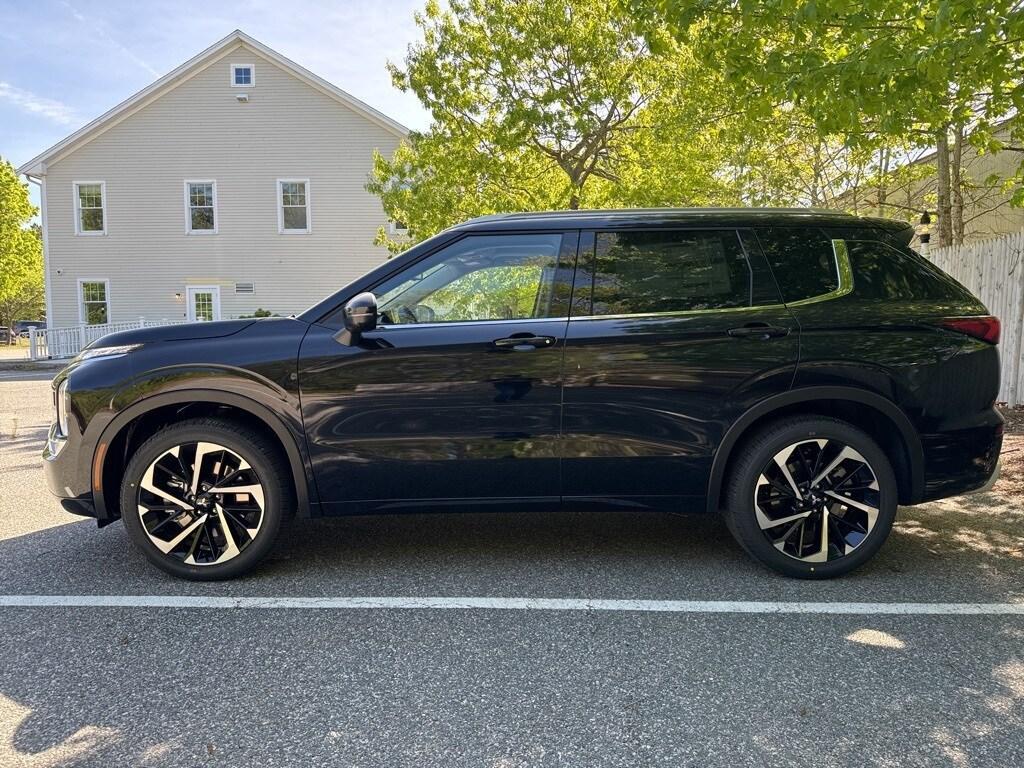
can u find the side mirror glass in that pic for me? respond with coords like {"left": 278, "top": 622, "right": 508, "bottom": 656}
{"left": 338, "top": 292, "right": 378, "bottom": 344}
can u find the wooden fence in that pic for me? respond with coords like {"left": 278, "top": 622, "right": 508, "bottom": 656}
{"left": 924, "top": 231, "right": 1024, "bottom": 407}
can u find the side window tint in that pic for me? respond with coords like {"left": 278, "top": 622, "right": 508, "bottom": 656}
{"left": 845, "top": 240, "right": 966, "bottom": 301}
{"left": 757, "top": 227, "right": 839, "bottom": 302}
{"left": 374, "top": 234, "right": 572, "bottom": 324}
{"left": 578, "top": 229, "right": 751, "bottom": 316}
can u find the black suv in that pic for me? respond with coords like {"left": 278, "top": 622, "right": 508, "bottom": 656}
{"left": 45, "top": 209, "right": 1002, "bottom": 580}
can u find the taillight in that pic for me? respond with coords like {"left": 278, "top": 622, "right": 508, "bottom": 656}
{"left": 939, "top": 316, "right": 1001, "bottom": 344}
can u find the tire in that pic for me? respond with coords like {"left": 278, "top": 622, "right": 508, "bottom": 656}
{"left": 120, "top": 417, "right": 292, "bottom": 580}
{"left": 722, "top": 416, "right": 897, "bottom": 579}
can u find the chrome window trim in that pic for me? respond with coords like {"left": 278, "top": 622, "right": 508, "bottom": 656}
{"left": 374, "top": 316, "right": 570, "bottom": 331}
{"left": 568, "top": 303, "right": 787, "bottom": 322}
{"left": 784, "top": 239, "right": 854, "bottom": 307}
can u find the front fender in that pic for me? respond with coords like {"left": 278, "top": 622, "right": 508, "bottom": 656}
{"left": 90, "top": 377, "right": 319, "bottom": 521}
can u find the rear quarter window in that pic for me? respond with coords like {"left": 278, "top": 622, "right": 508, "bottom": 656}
{"left": 755, "top": 227, "right": 839, "bottom": 302}
{"left": 845, "top": 240, "right": 971, "bottom": 301}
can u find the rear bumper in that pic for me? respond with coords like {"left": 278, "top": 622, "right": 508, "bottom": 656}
{"left": 918, "top": 419, "right": 1003, "bottom": 502}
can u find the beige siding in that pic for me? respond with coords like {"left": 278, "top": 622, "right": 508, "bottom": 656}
{"left": 43, "top": 42, "right": 401, "bottom": 327}
{"left": 837, "top": 121, "right": 1024, "bottom": 245}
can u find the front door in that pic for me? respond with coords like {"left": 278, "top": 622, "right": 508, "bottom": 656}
{"left": 187, "top": 286, "right": 221, "bottom": 322}
{"left": 298, "top": 231, "right": 578, "bottom": 512}
{"left": 560, "top": 228, "right": 799, "bottom": 508}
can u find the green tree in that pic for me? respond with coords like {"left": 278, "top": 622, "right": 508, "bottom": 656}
{"left": 0, "top": 159, "right": 44, "bottom": 340}
{"left": 368, "top": 0, "right": 739, "bottom": 251}
{"left": 628, "top": 0, "right": 1024, "bottom": 245}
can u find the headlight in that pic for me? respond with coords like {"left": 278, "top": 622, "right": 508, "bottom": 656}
{"left": 78, "top": 343, "right": 142, "bottom": 361}
{"left": 56, "top": 379, "right": 69, "bottom": 437}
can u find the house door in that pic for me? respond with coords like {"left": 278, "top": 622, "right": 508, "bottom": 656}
{"left": 187, "top": 286, "right": 221, "bottom": 322}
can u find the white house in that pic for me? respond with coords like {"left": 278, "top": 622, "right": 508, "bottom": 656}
{"left": 17, "top": 30, "right": 407, "bottom": 329}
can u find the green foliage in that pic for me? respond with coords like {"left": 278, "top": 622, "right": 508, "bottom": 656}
{"left": 625, "top": 0, "right": 1024, "bottom": 225}
{"left": 0, "top": 159, "right": 44, "bottom": 338}
{"left": 368, "top": 0, "right": 742, "bottom": 251}
{"left": 238, "top": 308, "right": 278, "bottom": 318}
{"left": 369, "top": 0, "right": 1021, "bottom": 248}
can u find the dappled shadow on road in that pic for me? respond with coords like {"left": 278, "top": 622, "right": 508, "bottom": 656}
{"left": 1, "top": 608, "right": 1023, "bottom": 766}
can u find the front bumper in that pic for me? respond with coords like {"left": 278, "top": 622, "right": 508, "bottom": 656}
{"left": 43, "top": 422, "right": 99, "bottom": 519}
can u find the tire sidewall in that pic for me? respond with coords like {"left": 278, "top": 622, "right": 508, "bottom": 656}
{"left": 726, "top": 419, "right": 897, "bottom": 579}
{"left": 121, "top": 423, "right": 284, "bottom": 580}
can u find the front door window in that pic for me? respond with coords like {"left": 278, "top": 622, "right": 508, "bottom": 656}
{"left": 374, "top": 233, "right": 573, "bottom": 324}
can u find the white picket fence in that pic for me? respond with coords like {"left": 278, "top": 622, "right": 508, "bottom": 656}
{"left": 924, "top": 231, "right": 1024, "bottom": 407}
{"left": 27, "top": 318, "right": 187, "bottom": 361}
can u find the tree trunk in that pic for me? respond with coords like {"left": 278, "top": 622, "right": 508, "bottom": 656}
{"left": 951, "top": 125, "right": 965, "bottom": 245}
{"left": 935, "top": 127, "right": 953, "bottom": 247}
{"left": 877, "top": 147, "right": 891, "bottom": 217}
{"left": 568, "top": 192, "right": 580, "bottom": 210}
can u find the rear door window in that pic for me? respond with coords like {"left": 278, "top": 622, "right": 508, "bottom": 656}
{"left": 574, "top": 229, "right": 752, "bottom": 316}
{"left": 756, "top": 227, "right": 840, "bottom": 302}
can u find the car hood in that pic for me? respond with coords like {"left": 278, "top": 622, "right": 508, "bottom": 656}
{"left": 86, "top": 319, "right": 258, "bottom": 348}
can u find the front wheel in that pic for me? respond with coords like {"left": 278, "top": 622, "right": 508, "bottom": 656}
{"left": 723, "top": 416, "right": 898, "bottom": 579}
{"left": 120, "top": 418, "right": 291, "bottom": 580}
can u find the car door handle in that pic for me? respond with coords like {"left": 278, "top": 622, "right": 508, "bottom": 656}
{"left": 493, "top": 334, "right": 557, "bottom": 350}
{"left": 727, "top": 323, "right": 791, "bottom": 340}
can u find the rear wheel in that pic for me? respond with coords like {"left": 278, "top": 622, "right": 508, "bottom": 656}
{"left": 121, "top": 418, "right": 291, "bottom": 580}
{"left": 723, "top": 416, "right": 897, "bottom": 579}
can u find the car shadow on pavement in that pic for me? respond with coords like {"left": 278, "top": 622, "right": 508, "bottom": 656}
{"left": 0, "top": 496, "right": 1022, "bottom": 603}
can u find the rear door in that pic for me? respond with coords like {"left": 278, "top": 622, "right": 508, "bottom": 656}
{"left": 560, "top": 227, "right": 799, "bottom": 508}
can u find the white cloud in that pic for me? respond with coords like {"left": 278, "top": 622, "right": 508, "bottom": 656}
{"left": 0, "top": 82, "right": 79, "bottom": 125}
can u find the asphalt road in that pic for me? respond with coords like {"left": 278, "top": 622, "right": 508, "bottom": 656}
{"left": 1, "top": 369, "right": 1023, "bottom": 767}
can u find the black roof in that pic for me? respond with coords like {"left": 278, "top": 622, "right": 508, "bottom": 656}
{"left": 452, "top": 207, "right": 912, "bottom": 235}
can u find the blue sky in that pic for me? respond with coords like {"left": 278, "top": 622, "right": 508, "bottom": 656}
{"left": 0, "top": 0, "right": 432, "bottom": 204}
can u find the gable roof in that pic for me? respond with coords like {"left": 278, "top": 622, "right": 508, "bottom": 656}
{"left": 17, "top": 29, "right": 408, "bottom": 177}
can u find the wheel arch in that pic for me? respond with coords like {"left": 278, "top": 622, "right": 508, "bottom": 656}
{"left": 706, "top": 386, "right": 925, "bottom": 514}
{"left": 92, "top": 389, "right": 317, "bottom": 523}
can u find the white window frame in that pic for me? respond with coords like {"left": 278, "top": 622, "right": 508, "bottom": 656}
{"left": 183, "top": 179, "right": 218, "bottom": 235}
{"left": 186, "top": 285, "right": 222, "bottom": 322}
{"left": 389, "top": 220, "right": 409, "bottom": 235}
{"left": 277, "top": 178, "right": 311, "bottom": 234}
{"left": 78, "top": 278, "right": 111, "bottom": 325}
{"left": 230, "top": 63, "right": 255, "bottom": 87}
{"left": 73, "top": 181, "right": 107, "bottom": 236}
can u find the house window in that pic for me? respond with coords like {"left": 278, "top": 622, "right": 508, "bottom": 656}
{"left": 389, "top": 220, "right": 409, "bottom": 235}
{"left": 79, "top": 280, "right": 110, "bottom": 325}
{"left": 231, "top": 64, "right": 254, "bottom": 87}
{"left": 74, "top": 181, "right": 106, "bottom": 235}
{"left": 185, "top": 180, "right": 217, "bottom": 234}
{"left": 278, "top": 179, "right": 310, "bottom": 233}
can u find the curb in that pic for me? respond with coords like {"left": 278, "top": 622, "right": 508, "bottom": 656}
{"left": 0, "top": 360, "right": 66, "bottom": 372}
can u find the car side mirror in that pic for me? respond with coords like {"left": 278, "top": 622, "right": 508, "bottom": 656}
{"left": 337, "top": 292, "right": 378, "bottom": 345}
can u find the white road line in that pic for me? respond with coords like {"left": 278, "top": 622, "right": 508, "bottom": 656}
{"left": 0, "top": 595, "right": 1022, "bottom": 615}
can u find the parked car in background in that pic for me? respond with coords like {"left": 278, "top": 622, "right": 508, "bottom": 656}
{"left": 13, "top": 320, "right": 46, "bottom": 339}
{"left": 42, "top": 208, "right": 1002, "bottom": 580}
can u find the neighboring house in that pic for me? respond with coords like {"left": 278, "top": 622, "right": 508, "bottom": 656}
{"left": 17, "top": 30, "right": 407, "bottom": 328}
{"left": 837, "top": 118, "right": 1024, "bottom": 245}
